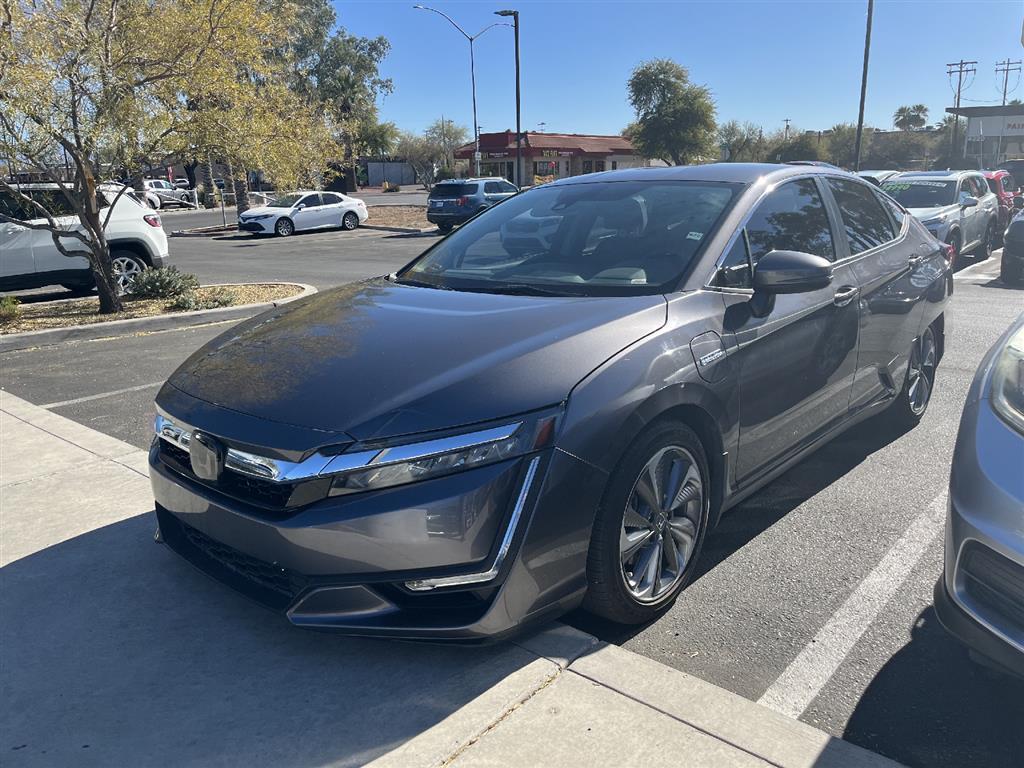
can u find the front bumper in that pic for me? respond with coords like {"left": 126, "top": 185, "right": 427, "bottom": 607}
{"left": 239, "top": 220, "right": 271, "bottom": 233}
{"left": 936, "top": 398, "right": 1024, "bottom": 676}
{"left": 151, "top": 439, "right": 607, "bottom": 641}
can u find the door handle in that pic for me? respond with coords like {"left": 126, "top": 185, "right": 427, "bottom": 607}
{"left": 833, "top": 285, "right": 860, "bottom": 307}
{"left": 908, "top": 254, "right": 924, "bottom": 267}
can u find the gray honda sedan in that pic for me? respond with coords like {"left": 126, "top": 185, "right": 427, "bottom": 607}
{"left": 150, "top": 164, "right": 952, "bottom": 640}
{"left": 935, "top": 314, "right": 1024, "bottom": 677}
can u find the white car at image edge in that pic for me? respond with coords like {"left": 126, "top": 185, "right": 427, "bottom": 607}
{"left": 238, "top": 191, "right": 368, "bottom": 237}
{"left": 0, "top": 182, "right": 169, "bottom": 295}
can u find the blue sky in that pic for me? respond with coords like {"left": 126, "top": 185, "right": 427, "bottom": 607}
{"left": 335, "top": 0, "right": 1023, "bottom": 137}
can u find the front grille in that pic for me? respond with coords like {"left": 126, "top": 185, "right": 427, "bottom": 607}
{"left": 960, "top": 542, "right": 1024, "bottom": 637}
{"left": 172, "top": 512, "right": 309, "bottom": 601}
{"left": 156, "top": 439, "right": 316, "bottom": 514}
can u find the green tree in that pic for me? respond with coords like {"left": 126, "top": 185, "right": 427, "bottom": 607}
{"left": 0, "top": 0, "right": 322, "bottom": 312}
{"left": 717, "top": 120, "right": 762, "bottom": 162}
{"left": 893, "top": 104, "right": 929, "bottom": 131}
{"left": 424, "top": 119, "right": 469, "bottom": 169}
{"left": 358, "top": 121, "right": 400, "bottom": 159}
{"left": 824, "top": 123, "right": 864, "bottom": 168}
{"left": 767, "top": 131, "right": 822, "bottom": 163}
{"left": 626, "top": 59, "right": 716, "bottom": 165}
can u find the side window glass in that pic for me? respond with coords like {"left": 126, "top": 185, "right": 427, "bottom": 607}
{"left": 500, "top": 181, "right": 518, "bottom": 193}
{"left": 716, "top": 234, "right": 752, "bottom": 288}
{"left": 484, "top": 182, "right": 501, "bottom": 194}
{"left": 958, "top": 182, "right": 973, "bottom": 204}
{"left": 745, "top": 178, "right": 836, "bottom": 262}
{"left": 299, "top": 194, "right": 321, "bottom": 207}
{"left": 0, "top": 191, "right": 29, "bottom": 220}
{"left": 29, "top": 190, "right": 76, "bottom": 217}
{"left": 875, "top": 189, "right": 906, "bottom": 230}
{"left": 321, "top": 193, "right": 342, "bottom": 205}
{"left": 826, "top": 177, "right": 896, "bottom": 254}
{"left": 1004, "top": 175, "right": 1016, "bottom": 193}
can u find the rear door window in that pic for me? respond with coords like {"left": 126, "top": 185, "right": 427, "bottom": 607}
{"left": 321, "top": 193, "right": 343, "bottom": 205}
{"left": 825, "top": 177, "right": 896, "bottom": 254}
{"left": 499, "top": 181, "right": 518, "bottom": 193}
{"left": 745, "top": 178, "right": 836, "bottom": 262}
{"left": 484, "top": 182, "right": 502, "bottom": 194}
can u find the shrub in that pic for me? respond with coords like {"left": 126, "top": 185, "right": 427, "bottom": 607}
{"left": 168, "top": 288, "right": 236, "bottom": 312}
{"left": 0, "top": 295, "right": 21, "bottom": 324}
{"left": 129, "top": 266, "right": 199, "bottom": 299}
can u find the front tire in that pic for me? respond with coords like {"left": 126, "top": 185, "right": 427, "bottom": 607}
{"left": 890, "top": 325, "right": 938, "bottom": 428}
{"left": 342, "top": 211, "right": 359, "bottom": 230}
{"left": 275, "top": 217, "right": 294, "bottom": 237}
{"left": 583, "top": 421, "right": 711, "bottom": 625}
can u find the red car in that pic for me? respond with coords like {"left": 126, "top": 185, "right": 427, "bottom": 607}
{"left": 984, "top": 169, "right": 1018, "bottom": 243}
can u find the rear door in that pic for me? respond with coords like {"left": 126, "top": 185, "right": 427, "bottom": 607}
{"left": 822, "top": 176, "right": 930, "bottom": 412}
{"left": 320, "top": 193, "right": 345, "bottom": 227}
{"left": 483, "top": 181, "right": 515, "bottom": 207}
{"left": 719, "top": 177, "right": 861, "bottom": 484}
{"left": 0, "top": 190, "right": 35, "bottom": 280}
{"left": 292, "top": 193, "right": 324, "bottom": 231}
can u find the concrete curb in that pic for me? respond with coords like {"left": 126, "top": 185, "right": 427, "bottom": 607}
{"left": 170, "top": 224, "right": 238, "bottom": 237}
{"left": 361, "top": 224, "right": 438, "bottom": 234}
{"left": 0, "top": 282, "right": 316, "bottom": 353}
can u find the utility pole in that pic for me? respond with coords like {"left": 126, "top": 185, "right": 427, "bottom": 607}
{"left": 495, "top": 10, "right": 521, "bottom": 187}
{"left": 853, "top": 0, "right": 873, "bottom": 172}
{"left": 995, "top": 59, "right": 1021, "bottom": 164}
{"left": 946, "top": 59, "right": 977, "bottom": 159}
{"left": 996, "top": 58, "right": 1022, "bottom": 106}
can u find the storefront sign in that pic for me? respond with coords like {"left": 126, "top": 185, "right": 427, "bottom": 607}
{"left": 967, "top": 115, "right": 1024, "bottom": 138}
{"left": 487, "top": 152, "right": 509, "bottom": 158}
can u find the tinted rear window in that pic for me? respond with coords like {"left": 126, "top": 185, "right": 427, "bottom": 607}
{"left": 430, "top": 183, "right": 477, "bottom": 198}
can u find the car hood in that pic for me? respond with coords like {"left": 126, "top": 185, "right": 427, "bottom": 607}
{"left": 906, "top": 205, "right": 957, "bottom": 221}
{"left": 166, "top": 279, "right": 667, "bottom": 441}
{"left": 239, "top": 206, "right": 278, "bottom": 218}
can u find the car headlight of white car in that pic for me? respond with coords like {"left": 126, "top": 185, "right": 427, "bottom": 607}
{"left": 246, "top": 214, "right": 274, "bottom": 221}
{"left": 991, "top": 325, "right": 1024, "bottom": 434}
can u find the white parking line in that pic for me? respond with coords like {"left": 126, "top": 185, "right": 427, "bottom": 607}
{"left": 39, "top": 382, "right": 165, "bottom": 410}
{"left": 757, "top": 492, "right": 947, "bottom": 719}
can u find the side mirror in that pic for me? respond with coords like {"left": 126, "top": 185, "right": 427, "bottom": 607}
{"left": 1013, "top": 196, "right": 1024, "bottom": 210}
{"left": 753, "top": 250, "right": 833, "bottom": 295}
{"left": 959, "top": 196, "right": 978, "bottom": 209}
{"left": 295, "top": 203, "right": 305, "bottom": 210}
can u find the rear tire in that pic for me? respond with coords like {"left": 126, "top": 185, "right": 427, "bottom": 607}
{"left": 342, "top": 211, "right": 359, "bottom": 231}
{"left": 972, "top": 221, "right": 994, "bottom": 259}
{"left": 110, "top": 250, "right": 147, "bottom": 295}
{"left": 437, "top": 222, "right": 454, "bottom": 234}
{"left": 583, "top": 421, "right": 711, "bottom": 625}
{"left": 889, "top": 325, "right": 938, "bottom": 428}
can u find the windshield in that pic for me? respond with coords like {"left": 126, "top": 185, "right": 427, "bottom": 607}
{"left": 398, "top": 180, "right": 740, "bottom": 296}
{"left": 880, "top": 179, "right": 956, "bottom": 208}
{"left": 267, "top": 193, "right": 303, "bottom": 208}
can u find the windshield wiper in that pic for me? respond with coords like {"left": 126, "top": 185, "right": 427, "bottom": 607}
{"left": 390, "top": 275, "right": 453, "bottom": 290}
{"left": 475, "top": 283, "right": 580, "bottom": 297}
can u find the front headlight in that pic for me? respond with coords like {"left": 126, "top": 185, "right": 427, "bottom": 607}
{"left": 991, "top": 325, "right": 1024, "bottom": 434}
{"left": 246, "top": 214, "right": 273, "bottom": 221}
{"left": 326, "top": 409, "right": 559, "bottom": 495}
{"left": 922, "top": 217, "right": 945, "bottom": 228}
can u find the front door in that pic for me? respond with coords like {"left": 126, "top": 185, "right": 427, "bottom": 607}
{"left": 292, "top": 193, "right": 324, "bottom": 231}
{"left": 720, "top": 177, "right": 860, "bottom": 485}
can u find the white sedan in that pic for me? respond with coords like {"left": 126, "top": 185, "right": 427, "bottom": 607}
{"left": 238, "top": 191, "right": 368, "bottom": 237}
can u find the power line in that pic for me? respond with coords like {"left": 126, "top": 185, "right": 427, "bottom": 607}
{"left": 946, "top": 60, "right": 977, "bottom": 156}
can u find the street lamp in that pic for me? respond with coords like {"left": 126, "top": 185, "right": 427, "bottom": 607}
{"left": 414, "top": 5, "right": 510, "bottom": 176}
{"left": 495, "top": 9, "right": 521, "bottom": 187}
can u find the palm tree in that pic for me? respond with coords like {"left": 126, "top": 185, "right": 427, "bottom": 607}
{"left": 894, "top": 104, "right": 929, "bottom": 131}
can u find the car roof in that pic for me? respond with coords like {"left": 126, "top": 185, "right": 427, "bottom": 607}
{"left": 897, "top": 170, "right": 974, "bottom": 180}
{"left": 436, "top": 177, "right": 508, "bottom": 183}
{"left": 545, "top": 162, "right": 855, "bottom": 188}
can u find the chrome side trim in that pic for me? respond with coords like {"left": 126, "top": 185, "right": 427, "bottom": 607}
{"left": 404, "top": 455, "right": 541, "bottom": 592}
{"left": 155, "top": 413, "right": 523, "bottom": 485}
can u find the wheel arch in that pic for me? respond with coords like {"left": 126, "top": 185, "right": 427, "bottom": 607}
{"left": 107, "top": 238, "right": 155, "bottom": 267}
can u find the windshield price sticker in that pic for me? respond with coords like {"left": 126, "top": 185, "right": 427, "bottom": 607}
{"left": 883, "top": 181, "right": 947, "bottom": 190}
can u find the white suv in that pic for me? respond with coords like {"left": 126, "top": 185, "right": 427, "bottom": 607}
{"left": 0, "top": 183, "right": 170, "bottom": 294}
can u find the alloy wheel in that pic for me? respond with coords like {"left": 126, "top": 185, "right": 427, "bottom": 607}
{"left": 620, "top": 445, "right": 704, "bottom": 603}
{"left": 907, "top": 329, "right": 937, "bottom": 416}
{"left": 111, "top": 255, "right": 143, "bottom": 294}
{"left": 343, "top": 212, "right": 358, "bottom": 230}
{"left": 276, "top": 218, "right": 294, "bottom": 237}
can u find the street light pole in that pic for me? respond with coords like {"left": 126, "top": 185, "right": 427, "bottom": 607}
{"left": 414, "top": 6, "right": 510, "bottom": 177}
{"left": 495, "top": 10, "right": 521, "bottom": 187}
{"left": 853, "top": 0, "right": 874, "bottom": 172}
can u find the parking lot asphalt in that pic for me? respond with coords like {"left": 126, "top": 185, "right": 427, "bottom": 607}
{"left": 2, "top": 232, "right": 1022, "bottom": 768}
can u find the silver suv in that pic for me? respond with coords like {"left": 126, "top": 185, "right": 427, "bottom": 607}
{"left": 0, "top": 183, "right": 170, "bottom": 294}
{"left": 881, "top": 171, "right": 1000, "bottom": 259}
{"left": 427, "top": 177, "right": 518, "bottom": 233}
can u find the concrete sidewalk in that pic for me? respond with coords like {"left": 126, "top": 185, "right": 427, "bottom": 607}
{"left": 0, "top": 390, "right": 900, "bottom": 767}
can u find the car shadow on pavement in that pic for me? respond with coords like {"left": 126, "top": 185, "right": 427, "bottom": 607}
{"left": 1, "top": 512, "right": 535, "bottom": 767}
{"left": 569, "top": 416, "right": 914, "bottom": 644}
{"left": 840, "top": 607, "right": 1024, "bottom": 768}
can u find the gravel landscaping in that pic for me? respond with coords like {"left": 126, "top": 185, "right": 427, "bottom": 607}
{"left": 367, "top": 205, "right": 431, "bottom": 230}
{"left": 0, "top": 283, "right": 302, "bottom": 334}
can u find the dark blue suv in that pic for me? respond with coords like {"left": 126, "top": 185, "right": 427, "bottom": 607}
{"left": 427, "top": 177, "right": 518, "bottom": 233}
